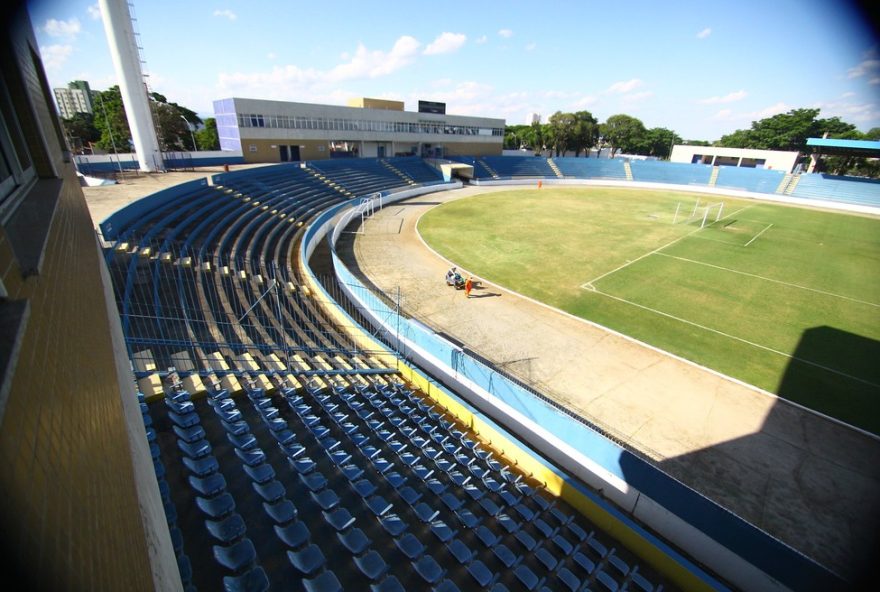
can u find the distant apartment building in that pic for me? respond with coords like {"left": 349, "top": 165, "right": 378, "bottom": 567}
{"left": 53, "top": 80, "right": 94, "bottom": 119}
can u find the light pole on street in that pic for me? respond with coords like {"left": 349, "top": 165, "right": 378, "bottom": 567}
{"left": 180, "top": 115, "right": 197, "bottom": 152}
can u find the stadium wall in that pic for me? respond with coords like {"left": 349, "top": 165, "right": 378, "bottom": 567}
{"left": 471, "top": 177, "right": 880, "bottom": 216}
{"left": 0, "top": 7, "right": 180, "bottom": 590}
{"left": 298, "top": 186, "right": 848, "bottom": 592}
{"left": 74, "top": 150, "right": 246, "bottom": 174}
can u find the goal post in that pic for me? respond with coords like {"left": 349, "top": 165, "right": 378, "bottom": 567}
{"left": 675, "top": 200, "right": 724, "bottom": 227}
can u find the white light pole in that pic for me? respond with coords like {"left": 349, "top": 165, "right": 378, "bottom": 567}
{"left": 180, "top": 115, "right": 197, "bottom": 152}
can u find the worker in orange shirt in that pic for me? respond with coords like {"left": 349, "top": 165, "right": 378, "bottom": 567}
{"left": 465, "top": 276, "right": 473, "bottom": 298}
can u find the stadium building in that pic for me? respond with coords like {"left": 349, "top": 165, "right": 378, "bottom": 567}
{"left": 213, "top": 97, "right": 505, "bottom": 163}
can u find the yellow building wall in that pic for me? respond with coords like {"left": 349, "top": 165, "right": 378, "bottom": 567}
{"left": 0, "top": 167, "right": 158, "bottom": 591}
{"left": 347, "top": 97, "right": 405, "bottom": 111}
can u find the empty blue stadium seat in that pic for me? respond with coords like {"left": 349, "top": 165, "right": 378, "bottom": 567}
{"left": 354, "top": 549, "right": 388, "bottom": 581}
{"left": 222, "top": 565, "right": 269, "bottom": 592}
{"left": 287, "top": 544, "right": 326, "bottom": 575}
{"left": 263, "top": 499, "right": 297, "bottom": 524}
{"left": 303, "top": 570, "right": 343, "bottom": 592}
{"left": 337, "top": 527, "right": 371, "bottom": 555}
{"left": 213, "top": 538, "right": 257, "bottom": 573}
{"left": 274, "top": 521, "right": 310, "bottom": 549}
{"left": 206, "top": 513, "right": 247, "bottom": 544}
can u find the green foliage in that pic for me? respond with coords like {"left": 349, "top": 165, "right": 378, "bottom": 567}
{"left": 546, "top": 111, "right": 576, "bottom": 156}
{"left": 61, "top": 112, "right": 99, "bottom": 152}
{"left": 718, "top": 108, "right": 860, "bottom": 153}
{"left": 572, "top": 111, "right": 599, "bottom": 157}
{"left": 420, "top": 188, "right": 880, "bottom": 434}
{"left": 640, "top": 127, "right": 682, "bottom": 159}
{"left": 93, "top": 86, "right": 132, "bottom": 152}
{"left": 195, "top": 118, "right": 220, "bottom": 151}
{"left": 91, "top": 85, "right": 205, "bottom": 152}
{"left": 601, "top": 114, "right": 646, "bottom": 157}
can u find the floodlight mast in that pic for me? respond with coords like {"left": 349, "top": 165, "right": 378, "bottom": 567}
{"left": 98, "top": 0, "right": 164, "bottom": 172}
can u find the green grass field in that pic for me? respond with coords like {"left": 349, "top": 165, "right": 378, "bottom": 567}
{"left": 419, "top": 187, "right": 880, "bottom": 435}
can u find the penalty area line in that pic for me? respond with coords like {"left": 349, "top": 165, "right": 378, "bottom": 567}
{"left": 655, "top": 253, "right": 880, "bottom": 308}
{"left": 581, "top": 204, "right": 752, "bottom": 291}
{"left": 744, "top": 223, "right": 773, "bottom": 247}
{"left": 590, "top": 287, "right": 880, "bottom": 388}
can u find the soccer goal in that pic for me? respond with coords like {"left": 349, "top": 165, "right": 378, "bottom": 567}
{"left": 673, "top": 199, "right": 725, "bottom": 228}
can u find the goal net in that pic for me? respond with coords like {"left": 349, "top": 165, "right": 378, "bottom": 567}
{"left": 673, "top": 200, "right": 725, "bottom": 228}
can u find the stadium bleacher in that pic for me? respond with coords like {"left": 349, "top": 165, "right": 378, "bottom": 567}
{"left": 105, "top": 158, "right": 675, "bottom": 591}
{"left": 101, "top": 155, "right": 874, "bottom": 591}
{"left": 553, "top": 157, "right": 628, "bottom": 180}
{"left": 790, "top": 173, "right": 880, "bottom": 207}
{"left": 713, "top": 166, "right": 786, "bottom": 194}
{"left": 480, "top": 155, "right": 557, "bottom": 178}
{"left": 629, "top": 160, "right": 713, "bottom": 185}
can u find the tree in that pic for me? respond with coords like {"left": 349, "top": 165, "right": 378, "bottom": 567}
{"left": 547, "top": 111, "right": 576, "bottom": 156}
{"left": 93, "top": 86, "right": 132, "bottom": 153}
{"left": 504, "top": 124, "right": 532, "bottom": 150}
{"left": 61, "top": 112, "right": 99, "bottom": 153}
{"left": 195, "top": 118, "right": 220, "bottom": 151}
{"left": 91, "top": 86, "right": 205, "bottom": 153}
{"left": 718, "top": 108, "right": 861, "bottom": 153}
{"left": 571, "top": 111, "right": 599, "bottom": 157}
{"left": 601, "top": 114, "right": 646, "bottom": 157}
{"left": 640, "top": 127, "right": 682, "bottom": 159}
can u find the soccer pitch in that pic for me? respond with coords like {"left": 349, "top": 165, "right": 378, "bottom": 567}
{"left": 418, "top": 187, "right": 880, "bottom": 435}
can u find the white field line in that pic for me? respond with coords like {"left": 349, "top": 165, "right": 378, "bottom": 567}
{"left": 744, "top": 223, "right": 773, "bottom": 247}
{"left": 592, "top": 288, "right": 880, "bottom": 388}
{"left": 581, "top": 205, "right": 752, "bottom": 290}
{"left": 656, "top": 253, "right": 880, "bottom": 309}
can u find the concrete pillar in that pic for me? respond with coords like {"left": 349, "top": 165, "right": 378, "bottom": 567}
{"left": 99, "top": 0, "right": 163, "bottom": 172}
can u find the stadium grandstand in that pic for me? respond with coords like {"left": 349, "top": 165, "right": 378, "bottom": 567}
{"left": 4, "top": 3, "right": 880, "bottom": 592}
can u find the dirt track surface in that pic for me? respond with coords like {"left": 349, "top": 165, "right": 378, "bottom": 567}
{"left": 339, "top": 184, "right": 880, "bottom": 581}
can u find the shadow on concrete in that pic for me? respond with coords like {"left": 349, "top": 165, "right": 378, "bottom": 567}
{"left": 619, "top": 326, "right": 880, "bottom": 590}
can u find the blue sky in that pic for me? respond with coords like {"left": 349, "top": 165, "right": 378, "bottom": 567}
{"left": 27, "top": 0, "right": 880, "bottom": 141}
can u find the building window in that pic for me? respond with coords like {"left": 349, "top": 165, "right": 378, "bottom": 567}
{"left": 248, "top": 144, "right": 257, "bottom": 152}
{"left": 0, "top": 64, "right": 37, "bottom": 223}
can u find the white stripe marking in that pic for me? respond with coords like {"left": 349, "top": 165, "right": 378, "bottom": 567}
{"left": 581, "top": 205, "right": 751, "bottom": 290}
{"left": 655, "top": 253, "right": 880, "bottom": 309}
{"left": 744, "top": 223, "right": 773, "bottom": 247}
{"left": 591, "top": 288, "right": 880, "bottom": 388}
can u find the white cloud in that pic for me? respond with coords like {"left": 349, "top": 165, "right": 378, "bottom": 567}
{"left": 87, "top": 3, "right": 101, "bottom": 20}
{"left": 696, "top": 27, "right": 712, "bottom": 39}
{"left": 847, "top": 48, "right": 879, "bottom": 80}
{"left": 841, "top": 91, "right": 856, "bottom": 98}
{"left": 847, "top": 59, "right": 880, "bottom": 79}
{"left": 475, "top": 35, "right": 488, "bottom": 45}
{"left": 43, "top": 18, "right": 81, "bottom": 38}
{"left": 749, "top": 102, "right": 790, "bottom": 119}
{"left": 572, "top": 95, "right": 598, "bottom": 109}
{"left": 870, "top": 77, "right": 880, "bottom": 85}
{"left": 711, "top": 109, "right": 733, "bottom": 120}
{"left": 607, "top": 78, "right": 642, "bottom": 93}
{"left": 217, "top": 36, "right": 422, "bottom": 100}
{"left": 525, "top": 43, "right": 537, "bottom": 51}
{"left": 424, "top": 32, "right": 466, "bottom": 55}
{"left": 40, "top": 44, "right": 74, "bottom": 72}
{"left": 213, "top": 9, "right": 237, "bottom": 21}
{"left": 812, "top": 98, "right": 880, "bottom": 124}
{"left": 498, "top": 29, "right": 513, "bottom": 38}
{"left": 327, "top": 36, "right": 420, "bottom": 80}
{"left": 267, "top": 52, "right": 277, "bottom": 60}
{"left": 622, "top": 91, "right": 654, "bottom": 103}
{"left": 698, "top": 90, "right": 747, "bottom": 104}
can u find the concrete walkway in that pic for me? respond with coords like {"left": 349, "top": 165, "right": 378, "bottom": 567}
{"left": 340, "top": 184, "right": 880, "bottom": 581}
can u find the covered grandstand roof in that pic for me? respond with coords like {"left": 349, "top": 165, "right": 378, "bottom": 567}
{"left": 806, "top": 137, "right": 880, "bottom": 157}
